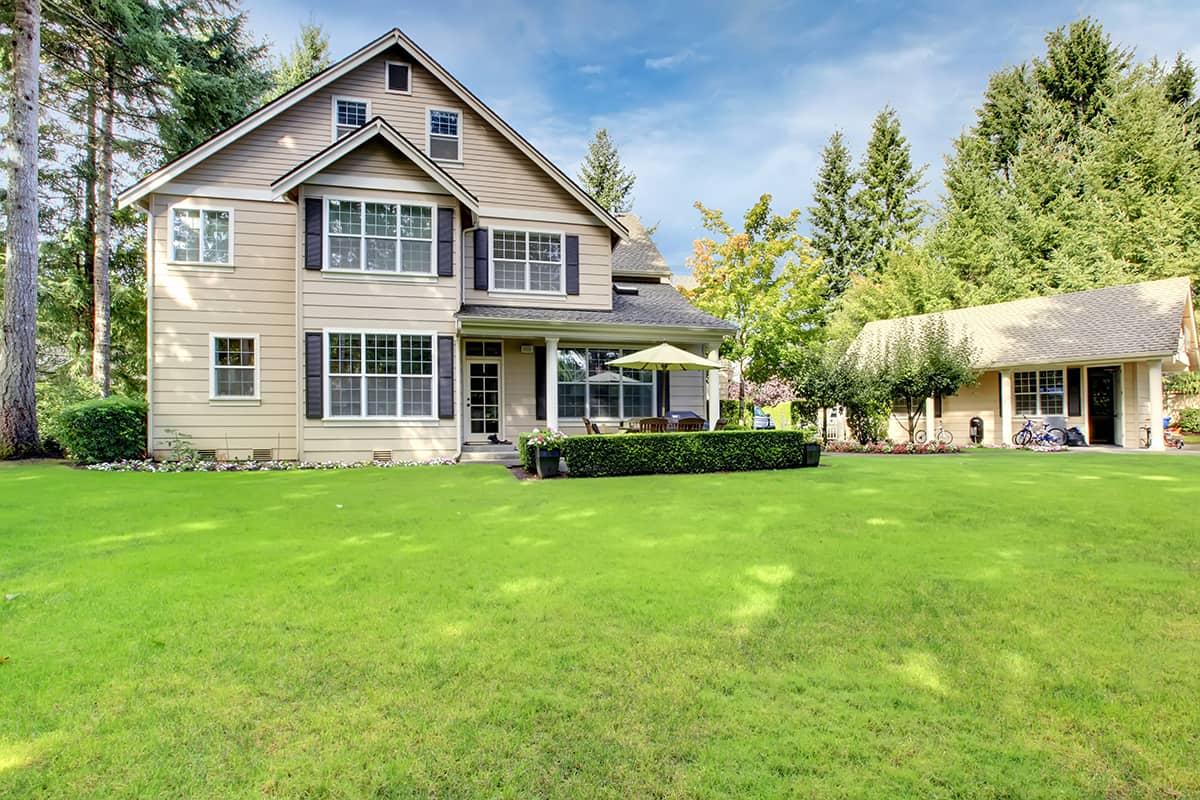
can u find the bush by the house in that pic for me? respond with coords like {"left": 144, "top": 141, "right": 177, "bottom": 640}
{"left": 517, "top": 429, "right": 567, "bottom": 473}
{"left": 56, "top": 396, "right": 148, "bottom": 464}
{"left": 1164, "top": 372, "right": 1200, "bottom": 396}
{"left": 36, "top": 376, "right": 103, "bottom": 456}
{"left": 1176, "top": 408, "right": 1200, "bottom": 433}
{"left": 561, "top": 429, "right": 817, "bottom": 478}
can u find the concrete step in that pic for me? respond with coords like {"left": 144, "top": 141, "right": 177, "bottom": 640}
{"left": 461, "top": 442, "right": 518, "bottom": 453}
{"left": 459, "top": 446, "right": 520, "bottom": 466}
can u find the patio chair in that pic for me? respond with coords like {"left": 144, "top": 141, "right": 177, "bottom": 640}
{"left": 638, "top": 417, "right": 669, "bottom": 433}
{"left": 713, "top": 417, "right": 729, "bottom": 431}
{"left": 676, "top": 418, "right": 704, "bottom": 432}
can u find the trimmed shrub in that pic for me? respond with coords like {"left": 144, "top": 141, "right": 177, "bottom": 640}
{"left": 561, "top": 429, "right": 816, "bottom": 478}
{"left": 56, "top": 396, "right": 148, "bottom": 464}
{"left": 517, "top": 432, "right": 536, "bottom": 472}
{"left": 36, "top": 376, "right": 104, "bottom": 456}
{"left": 1176, "top": 408, "right": 1200, "bottom": 433}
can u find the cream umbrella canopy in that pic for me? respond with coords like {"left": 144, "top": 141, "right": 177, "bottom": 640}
{"left": 608, "top": 343, "right": 721, "bottom": 417}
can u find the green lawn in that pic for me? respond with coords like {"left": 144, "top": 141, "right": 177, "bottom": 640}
{"left": 2, "top": 453, "right": 1198, "bottom": 798}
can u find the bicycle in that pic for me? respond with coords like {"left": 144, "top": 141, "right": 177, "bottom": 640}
{"left": 1143, "top": 418, "right": 1187, "bottom": 449}
{"left": 915, "top": 420, "right": 953, "bottom": 445}
{"left": 1012, "top": 416, "right": 1067, "bottom": 447}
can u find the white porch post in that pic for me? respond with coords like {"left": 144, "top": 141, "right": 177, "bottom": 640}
{"left": 545, "top": 337, "right": 559, "bottom": 430}
{"left": 707, "top": 345, "right": 721, "bottom": 425}
{"left": 1148, "top": 359, "right": 1165, "bottom": 451}
{"left": 999, "top": 370, "right": 1014, "bottom": 446}
{"left": 924, "top": 396, "right": 936, "bottom": 438}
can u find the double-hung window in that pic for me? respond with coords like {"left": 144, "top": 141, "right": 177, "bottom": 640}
{"left": 333, "top": 97, "right": 369, "bottom": 140}
{"left": 492, "top": 230, "right": 563, "bottom": 293}
{"left": 427, "top": 108, "right": 461, "bottom": 161}
{"left": 210, "top": 335, "right": 257, "bottom": 399}
{"left": 1014, "top": 369, "right": 1064, "bottom": 416}
{"left": 557, "top": 348, "right": 654, "bottom": 420}
{"left": 325, "top": 199, "right": 433, "bottom": 274}
{"left": 170, "top": 207, "right": 231, "bottom": 265}
{"left": 326, "top": 332, "right": 434, "bottom": 418}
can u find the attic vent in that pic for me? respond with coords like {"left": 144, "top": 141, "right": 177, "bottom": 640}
{"left": 196, "top": 448, "right": 217, "bottom": 461}
{"left": 614, "top": 283, "right": 640, "bottom": 296}
{"left": 252, "top": 448, "right": 273, "bottom": 463}
{"left": 372, "top": 449, "right": 393, "bottom": 463}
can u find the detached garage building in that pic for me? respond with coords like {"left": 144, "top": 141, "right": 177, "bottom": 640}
{"left": 854, "top": 277, "right": 1199, "bottom": 450}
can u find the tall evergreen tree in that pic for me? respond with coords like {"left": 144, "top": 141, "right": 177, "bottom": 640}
{"left": 1034, "top": 17, "right": 1128, "bottom": 130}
{"left": 975, "top": 65, "right": 1032, "bottom": 181}
{"left": 852, "top": 107, "right": 926, "bottom": 275}
{"left": 578, "top": 128, "right": 636, "bottom": 214}
{"left": 268, "top": 22, "right": 329, "bottom": 100}
{"left": 808, "top": 130, "right": 859, "bottom": 297}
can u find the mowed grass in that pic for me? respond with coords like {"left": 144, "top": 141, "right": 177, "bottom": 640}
{"left": 2, "top": 453, "right": 1199, "bottom": 799}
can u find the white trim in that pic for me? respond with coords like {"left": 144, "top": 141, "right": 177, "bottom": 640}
{"left": 1012, "top": 367, "right": 1066, "bottom": 417}
{"left": 480, "top": 206, "right": 606, "bottom": 228}
{"left": 323, "top": 195, "right": 436, "bottom": 276}
{"left": 167, "top": 204, "right": 234, "bottom": 267}
{"left": 159, "top": 183, "right": 282, "bottom": 203}
{"left": 304, "top": 173, "right": 449, "bottom": 195}
{"left": 425, "top": 105, "right": 463, "bottom": 165}
{"left": 331, "top": 95, "right": 371, "bottom": 142}
{"left": 319, "top": 271, "right": 440, "bottom": 284}
{"left": 209, "top": 332, "right": 261, "bottom": 401}
{"left": 320, "top": 419, "right": 442, "bottom": 427}
{"left": 384, "top": 60, "right": 412, "bottom": 94}
{"left": 488, "top": 227, "right": 565, "bottom": 295}
{"left": 322, "top": 329, "right": 439, "bottom": 421}
{"left": 116, "top": 28, "right": 628, "bottom": 238}
{"left": 145, "top": 208, "right": 155, "bottom": 455}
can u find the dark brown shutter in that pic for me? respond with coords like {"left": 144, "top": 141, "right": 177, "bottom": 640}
{"left": 304, "top": 332, "right": 323, "bottom": 418}
{"left": 304, "top": 198, "right": 323, "bottom": 270}
{"left": 437, "top": 335, "right": 454, "bottom": 419}
{"left": 565, "top": 234, "right": 579, "bottom": 295}
{"left": 934, "top": 394, "right": 943, "bottom": 418}
{"left": 1067, "top": 368, "right": 1082, "bottom": 416}
{"left": 535, "top": 345, "right": 546, "bottom": 421}
{"left": 437, "top": 207, "right": 454, "bottom": 276}
{"left": 473, "top": 228, "right": 488, "bottom": 290}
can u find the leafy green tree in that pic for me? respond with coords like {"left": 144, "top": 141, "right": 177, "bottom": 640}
{"left": 1034, "top": 18, "right": 1128, "bottom": 130}
{"left": 578, "top": 128, "right": 636, "bottom": 214}
{"left": 976, "top": 65, "right": 1033, "bottom": 180}
{"left": 852, "top": 107, "right": 926, "bottom": 275}
{"left": 267, "top": 21, "right": 329, "bottom": 100}
{"left": 830, "top": 249, "right": 967, "bottom": 339}
{"left": 685, "top": 194, "right": 826, "bottom": 419}
{"left": 808, "top": 130, "right": 859, "bottom": 297}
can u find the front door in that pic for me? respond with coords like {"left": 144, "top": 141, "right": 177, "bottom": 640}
{"left": 1087, "top": 366, "right": 1117, "bottom": 444}
{"left": 465, "top": 341, "right": 503, "bottom": 442}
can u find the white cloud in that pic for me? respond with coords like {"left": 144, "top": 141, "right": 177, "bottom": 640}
{"left": 578, "top": 64, "right": 605, "bottom": 75}
{"left": 645, "top": 49, "right": 696, "bottom": 70}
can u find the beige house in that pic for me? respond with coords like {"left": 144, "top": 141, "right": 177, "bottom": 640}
{"left": 118, "top": 28, "right": 732, "bottom": 463}
{"left": 854, "top": 278, "right": 1199, "bottom": 450}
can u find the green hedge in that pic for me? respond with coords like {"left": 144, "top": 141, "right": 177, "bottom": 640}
{"left": 56, "top": 396, "right": 148, "bottom": 464}
{"left": 1177, "top": 408, "right": 1200, "bottom": 433}
{"left": 517, "top": 432, "right": 536, "bottom": 472}
{"left": 561, "top": 429, "right": 817, "bottom": 478}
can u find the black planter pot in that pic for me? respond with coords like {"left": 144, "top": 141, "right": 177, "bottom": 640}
{"left": 803, "top": 442, "right": 821, "bottom": 467}
{"left": 536, "top": 448, "right": 561, "bottom": 478}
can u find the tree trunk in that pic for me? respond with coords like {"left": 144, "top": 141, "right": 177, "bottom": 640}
{"left": 92, "top": 72, "right": 115, "bottom": 396}
{"left": 82, "top": 86, "right": 98, "bottom": 370}
{"left": 1, "top": 0, "right": 42, "bottom": 458}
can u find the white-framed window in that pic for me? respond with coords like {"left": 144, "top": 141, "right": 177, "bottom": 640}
{"left": 326, "top": 331, "right": 435, "bottom": 419}
{"left": 557, "top": 347, "right": 655, "bottom": 420}
{"left": 1014, "top": 369, "right": 1065, "bottom": 416}
{"left": 490, "top": 229, "right": 563, "bottom": 293}
{"left": 332, "top": 96, "right": 369, "bottom": 140}
{"left": 385, "top": 61, "right": 411, "bottom": 94}
{"left": 170, "top": 206, "right": 232, "bottom": 265}
{"left": 427, "top": 107, "right": 461, "bottom": 161}
{"left": 209, "top": 333, "right": 258, "bottom": 399}
{"left": 324, "top": 197, "right": 434, "bottom": 274}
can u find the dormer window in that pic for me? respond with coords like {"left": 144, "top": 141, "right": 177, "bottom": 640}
{"left": 386, "top": 61, "right": 411, "bottom": 94}
{"left": 427, "top": 108, "right": 461, "bottom": 162}
{"left": 333, "top": 97, "right": 369, "bottom": 140}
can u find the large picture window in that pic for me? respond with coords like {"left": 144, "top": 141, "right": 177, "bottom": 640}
{"left": 1014, "top": 369, "right": 1064, "bottom": 416}
{"left": 557, "top": 347, "right": 654, "bottom": 420}
{"left": 492, "top": 229, "right": 563, "bottom": 293}
{"left": 170, "top": 207, "right": 231, "bottom": 265}
{"left": 210, "top": 335, "right": 257, "bottom": 399}
{"left": 326, "top": 199, "right": 433, "bottom": 274}
{"left": 327, "top": 332, "right": 434, "bottom": 418}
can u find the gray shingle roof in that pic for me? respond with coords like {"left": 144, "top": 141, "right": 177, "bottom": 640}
{"left": 611, "top": 214, "right": 671, "bottom": 278}
{"left": 459, "top": 282, "right": 735, "bottom": 331}
{"left": 854, "top": 277, "right": 1194, "bottom": 369}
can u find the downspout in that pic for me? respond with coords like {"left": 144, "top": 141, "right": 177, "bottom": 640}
{"left": 144, "top": 202, "right": 154, "bottom": 457}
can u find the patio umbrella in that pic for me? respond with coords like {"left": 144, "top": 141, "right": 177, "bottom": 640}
{"left": 608, "top": 343, "right": 721, "bottom": 416}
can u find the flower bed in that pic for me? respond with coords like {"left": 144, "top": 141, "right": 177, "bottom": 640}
{"left": 86, "top": 457, "right": 456, "bottom": 473}
{"left": 824, "top": 440, "right": 962, "bottom": 455}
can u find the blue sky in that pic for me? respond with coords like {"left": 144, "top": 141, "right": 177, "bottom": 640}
{"left": 242, "top": 0, "right": 1200, "bottom": 273}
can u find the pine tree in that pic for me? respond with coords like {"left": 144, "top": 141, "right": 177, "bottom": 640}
{"left": 976, "top": 65, "right": 1032, "bottom": 181}
{"left": 1034, "top": 18, "right": 1128, "bottom": 130}
{"left": 852, "top": 107, "right": 926, "bottom": 275}
{"left": 808, "top": 130, "right": 859, "bottom": 297}
{"left": 268, "top": 22, "right": 329, "bottom": 100}
{"left": 578, "top": 128, "right": 636, "bottom": 214}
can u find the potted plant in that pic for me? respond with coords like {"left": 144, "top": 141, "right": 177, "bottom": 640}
{"left": 527, "top": 428, "right": 567, "bottom": 478}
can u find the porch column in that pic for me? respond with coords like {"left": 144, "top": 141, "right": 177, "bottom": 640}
{"left": 924, "top": 396, "right": 936, "bottom": 438}
{"left": 999, "top": 370, "right": 1014, "bottom": 446}
{"left": 707, "top": 345, "right": 721, "bottom": 425}
{"left": 1148, "top": 359, "right": 1165, "bottom": 451}
{"left": 545, "top": 337, "right": 559, "bottom": 430}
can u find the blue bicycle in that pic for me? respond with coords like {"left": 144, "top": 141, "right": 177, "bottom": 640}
{"left": 1012, "top": 417, "right": 1067, "bottom": 446}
